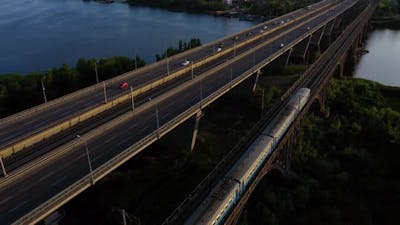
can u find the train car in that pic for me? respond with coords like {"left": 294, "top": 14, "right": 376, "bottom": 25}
{"left": 227, "top": 135, "right": 274, "bottom": 191}
{"left": 185, "top": 88, "right": 310, "bottom": 225}
{"left": 184, "top": 178, "right": 240, "bottom": 225}
{"left": 266, "top": 88, "right": 310, "bottom": 142}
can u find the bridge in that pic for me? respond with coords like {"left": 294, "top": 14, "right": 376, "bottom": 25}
{"left": 163, "top": 0, "right": 377, "bottom": 224}
{"left": 0, "top": 0, "right": 376, "bottom": 224}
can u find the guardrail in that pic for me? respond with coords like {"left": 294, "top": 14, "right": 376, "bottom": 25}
{"left": 0, "top": 0, "right": 340, "bottom": 159}
{"left": 8, "top": 2, "right": 362, "bottom": 224}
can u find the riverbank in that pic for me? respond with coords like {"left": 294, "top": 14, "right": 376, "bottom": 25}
{"left": 372, "top": 14, "right": 400, "bottom": 29}
{"left": 240, "top": 78, "right": 400, "bottom": 225}
{"left": 126, "top": 0, "right": 227, "bottom": 14}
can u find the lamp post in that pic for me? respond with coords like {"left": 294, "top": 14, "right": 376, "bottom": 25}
{"left": 191, "top": 60, "right": 194, "bottom": 79}
{"left": 94, "top": 62, "right": 99, "bottom": 83}
{"left": 41, "top": 77, "right": 47, "bottom": 103}
{"left": 130, "top": 86, "right": 135, "bottom": 111}
{"left": 148, "top": 97, "right": 160, "bottom": 136}
{"left": 103, "top": 81, "right": 108, "bottom": 104}
{"left": 77, "top": 135, "right": 94, "bottom": 185}
{"left": 134, "top": 50, "right": 138, "bottom": 70}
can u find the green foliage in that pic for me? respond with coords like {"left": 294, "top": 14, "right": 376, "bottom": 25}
{"left": 282, "top": 64, "right": 306, "bottom": 75}
{"left": 379, "top": 0, "right": 393, "bottom": 16}
{"left": 0, "top": 55, "right": 146, "bottom": 118}
{"left": 155, "top": 38, "right": 201, "bottom": 61}
{"left": 241, "top": 78, "right": 400, "bottom": 225}
{"left": 248, "top": 0, "right": 318, "bottom": 17}
{"left": 128, "top": 0, "right": 227, "bottom": 12}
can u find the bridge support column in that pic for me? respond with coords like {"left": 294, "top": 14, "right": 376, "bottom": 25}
{"left": 331, "top": 16, "right": 343, "bottom": 40}
{"left": 308, "top": 26, "right": 325, "bottom": 63}
{"left": 320, "top": 19, "right": 336, "bottom": 51}
{"left": 266, "top": 48, "right": 292, "bottom": 73}
{"left": 252, "top": 70, "right": 261, "bottom": 92}
{"left": 0, "top": 155, "right": 7, "bottom": 177}
{"left": 290, "top": 35, "right": 312, "bottom": 64}
{"left": 190, "top": 111, "right": 203, "bottom": 151}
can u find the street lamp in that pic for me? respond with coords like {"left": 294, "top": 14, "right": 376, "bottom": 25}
{"left": 41, "top": 77, "right": 48, "bottom": 103}
{"left": 77, "top": 135, "right": 94, "bottom": 185}
{"left": 148, "top": 97, "right": 160, "bottom": 137}
{"left": 191, "top": 60, "right": 194, "bottom": 79}
{"left": 134, "top": 49, "right": 138, "bottom": 70}
{"left": 103, "top": 81, "right": 108, "bottom": 104}
{"left": 94, "top": 62, "right": 99, "bottom": 84}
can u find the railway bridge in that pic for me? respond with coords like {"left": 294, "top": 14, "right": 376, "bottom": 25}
{"left": 0, "top": 0, "right": 376, "bottom": 224}
{"left": 163, "top": 0, "right": 378, "bottom": 224}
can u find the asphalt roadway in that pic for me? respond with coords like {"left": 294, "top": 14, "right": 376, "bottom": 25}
{"left": 2, "top": 0, "right": 337, "bottom": 172}
{"left": 0, "top": 0, "right": 336, "bottom": 155}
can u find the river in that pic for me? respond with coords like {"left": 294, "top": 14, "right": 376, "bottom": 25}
{"left": 354, "top": 29, "right": 400, "bottom": 87}
{"left": 0, "top": 0, "right": 255, "bottom": 75}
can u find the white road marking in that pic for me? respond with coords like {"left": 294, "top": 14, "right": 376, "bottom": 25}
{"left": 51, "top": 176, "right": 67, "bottom": 187}
{"left": 165, "top": 101, "right": 176, "bottom": 108}
{"left": 104, "top": 136, "right": 117, "bottom": 144}
{"left": 0, "top": 196, "right": 12, "bottom": 205}
{"left": 8, "top": 200, "right": 27, "bottom": 213}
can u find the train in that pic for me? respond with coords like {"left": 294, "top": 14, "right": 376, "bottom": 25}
{"left": 184, "top": 88, "right": 310, "bottom": 225}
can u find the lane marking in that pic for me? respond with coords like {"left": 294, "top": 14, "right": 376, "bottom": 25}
{"left": 0, "top": 196, "right": 12, "bottom": 205}
{"left": 51, "top": 176, "right": 67, "bottom": 187}
{"left": 7, "top": 200, "right": 27, "bottom": 213}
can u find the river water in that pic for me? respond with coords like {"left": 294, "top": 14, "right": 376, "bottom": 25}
{"left": 0, "top": 0, "right": 255, "bottom": 74}
{"left": 354, "top": 29, "right": 400, "bottom": 87}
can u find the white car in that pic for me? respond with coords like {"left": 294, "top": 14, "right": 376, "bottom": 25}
{"left": 259, "top": 29, "right": 264, "bottom": 33}
{"left": 307, "top": 26, "right": 311, "bottom": 30}
{"left": 263, "top": 25, "right": 268, "bottom": 29}
{"left": 181, "top": 60, "right": 190, "bottom": 66}
{"left": 279, "top": 43, "right": 285, "bottom": 48}
{"left": 280, "top": 20, "right": 285, "bottom": 24}
{"left": 216, "top": 47, "right": 222, "bottom": 52}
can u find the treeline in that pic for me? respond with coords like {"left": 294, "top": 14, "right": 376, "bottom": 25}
{"left": 0, "top": 38, "right": 201, "bottom": 119}
{"left": 0, "top": 56, "right": 145, "bottom": 118}
{"left": 378, "top": 0, "right": 400, "bottom": 16}
{"left": 240, "top": 78, "right": 400, "bottom": 225}
{"left": 246, "top": 0, "right": 320, "bottom": 17}
{"left": 155, "top": 38, "right": 201, "bottom": 61}
{"left": 128, "top": 0, "right": 227, "bottom": 12}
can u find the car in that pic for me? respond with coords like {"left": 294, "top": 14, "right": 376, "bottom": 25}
{"left": 286, "top": 18, "right": 290, "bottom": 22}
{"left": 181, "top": 60, "right": 190, "bottom": 66}
{"left": 279, "top": 43, "right": 285, "bottom": 48}
{"left": 263, "top": 25, "right": 268, "bottom": 29}
{"left": 259, "top": 29, "right": 264, "bottom": 34}
{"left": 246, "top": 32, "right": 252, "bottom": 36}
{"left": 280, "top": 20, "right": 285, "bottom": 24}
{"left": 119, "top": 82, "right": 129, "bottom": 90}
{"left": 307, "top": 26, "right": 311, "bottom": 30}
{"left": 216, "top": 47, "right": 222, "bottom": 52}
